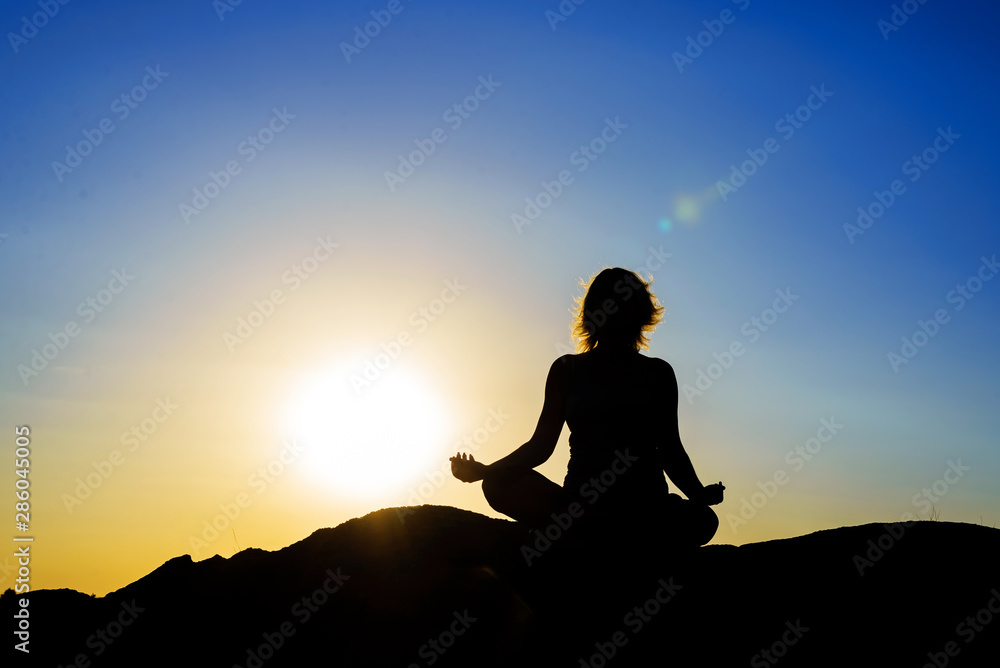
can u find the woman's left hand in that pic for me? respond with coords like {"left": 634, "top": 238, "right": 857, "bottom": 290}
{"left": 450, "top": 453, "right": 488, "bottom": 482}
{"left": 699, "top": 482, "right": 725, "bottom": 506}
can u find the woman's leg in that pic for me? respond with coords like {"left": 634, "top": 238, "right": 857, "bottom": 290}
{"left": 664, "top": 494, "right": 720, "bottom": 547}
{"left": 482, "top": 466, "right": 567, "bottom": 528}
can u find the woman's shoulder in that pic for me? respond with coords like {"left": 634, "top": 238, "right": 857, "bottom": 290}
{"left": 643, "top": 354, "right": 673, "bottom": 368}
{"left": 549, "top": 353, "right": 577, "bottom": 378}
{"left": 559, "top": 349, "right": 672, "bottom": 363}
{"left": 641, "top": 354, "right": 677, "bottom": 377}
{"left": 554, "top": 352, "right": 578, "bottom": 366}
{"left": 560, "top": 350, "right": 676, "bottom": 375}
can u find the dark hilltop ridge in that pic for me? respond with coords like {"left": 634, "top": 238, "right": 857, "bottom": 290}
{"left": 6, "top": 506, "right": 999, "bottom": 667}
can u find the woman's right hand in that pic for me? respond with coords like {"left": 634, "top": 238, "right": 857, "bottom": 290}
{"left": 698, "top": 482, "right": 725, "bottom": 506}
{"left": 450, "top": 453, "right": 488, "bottom": 483}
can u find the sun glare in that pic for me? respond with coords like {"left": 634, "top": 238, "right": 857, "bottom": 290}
{"left": 286, "top": 361, "right": 451, "bottom": 498}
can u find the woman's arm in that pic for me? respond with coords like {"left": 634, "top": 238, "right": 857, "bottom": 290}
{"left": 486, "top": 355, "right": 569, "bottom": 469}
{"left": 656, "top": 359, "right": 723, "bottom": 504}
{"left": 452, "top": 356, "right": 570, "bottom": 481}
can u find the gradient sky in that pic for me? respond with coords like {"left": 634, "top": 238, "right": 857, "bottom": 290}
{"left": 2, "top": 0, "right": 998, "bottom": 596}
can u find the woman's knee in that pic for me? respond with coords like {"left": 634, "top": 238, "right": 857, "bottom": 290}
{"left": 482, "top": 466, "right": 566, "bottom": 526}
{"left": 670, "top": 500, "right": 719, "bottom": 546}
{"left": 686, "top": 504, "right": 719, "bottom": 546}
{"left": 700, "top": 506, "right": 719, "bottom": 544}
{"left": 482, "top": 466, "right": 519, "bottom": 500}
{"left": 482, "top": 466, "right": 531, "bottom": 512}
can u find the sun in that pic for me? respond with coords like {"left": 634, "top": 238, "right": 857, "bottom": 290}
{"left": 285, "top": 360, "right": 451, "bottom": 498}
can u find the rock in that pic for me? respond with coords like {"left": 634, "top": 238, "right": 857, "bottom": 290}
{"left": 4, "top": 507, "right": 998, "bottom": 667}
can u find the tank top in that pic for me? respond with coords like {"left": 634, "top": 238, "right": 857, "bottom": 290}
{"left": 562, "top": 351, "right": 670, "bottom": 510}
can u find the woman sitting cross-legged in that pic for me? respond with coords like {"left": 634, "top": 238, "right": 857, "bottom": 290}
{"left": 450, "top": 267, "right": 724, "bottom": 552}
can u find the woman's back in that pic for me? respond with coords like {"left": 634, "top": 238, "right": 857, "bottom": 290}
{"left": 563, "top": 349, "right": 671, "bottom": 509}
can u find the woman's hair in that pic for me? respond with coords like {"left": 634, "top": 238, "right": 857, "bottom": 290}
{"left": 572, "top": 267, "right": 664, "bottom": 352}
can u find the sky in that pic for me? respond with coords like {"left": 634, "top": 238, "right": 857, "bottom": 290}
{"left": 1, "top": 0, "right": 998, "bottom": 596}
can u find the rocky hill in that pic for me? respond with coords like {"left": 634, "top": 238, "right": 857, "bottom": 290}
{"left": 5, "top": 506, "right": 999, "bottom": 666}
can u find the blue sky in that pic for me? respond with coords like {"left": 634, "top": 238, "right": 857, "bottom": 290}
{"left": 1, "top": 0, "right": 998, "bottom": 594}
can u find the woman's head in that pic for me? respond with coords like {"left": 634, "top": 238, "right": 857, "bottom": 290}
{"left": 572, "top": 267, "right": 664, "bottom": 352}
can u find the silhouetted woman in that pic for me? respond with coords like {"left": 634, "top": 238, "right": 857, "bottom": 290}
{"left": 451, "top": 267, "right": 724, "bottom": 549}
